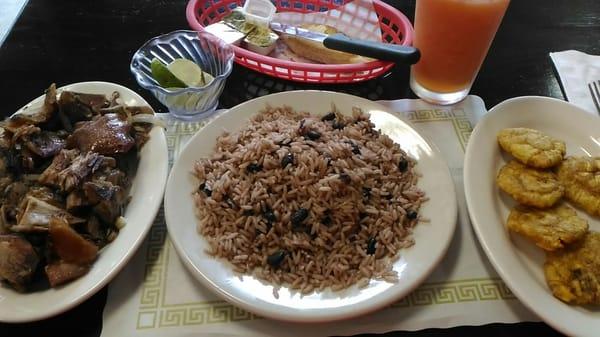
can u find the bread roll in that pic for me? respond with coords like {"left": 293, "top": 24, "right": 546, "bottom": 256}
{"left": 281, "top": 24, "right": 373, "bottom": 64}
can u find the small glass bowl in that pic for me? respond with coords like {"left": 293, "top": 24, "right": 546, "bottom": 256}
{"left": 130, "top": 30, "right": 234, "bottom": 120}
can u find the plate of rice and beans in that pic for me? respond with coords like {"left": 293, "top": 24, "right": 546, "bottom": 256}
{"left": 164, "top": 91, "right": 457, "bottom": 322}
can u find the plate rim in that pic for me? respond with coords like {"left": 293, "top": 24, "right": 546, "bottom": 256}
{"left": 463, "top": 95, "right": 600, "bottom": 337}
{"left": 0, "top": 81, "right": 169, "bottom": 323}
{"left": 164, "top": 90, "right": 458, "bottom": 322}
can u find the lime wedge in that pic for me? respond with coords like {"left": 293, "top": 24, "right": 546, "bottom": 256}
{"left": 202, "top": 72, "right": 214, "bottom": 86}
{"left": 167, "top": 58, "right": 213, "bottom": 87}
{"left": 150, "top": 58, "right": 186, "bottom": 88}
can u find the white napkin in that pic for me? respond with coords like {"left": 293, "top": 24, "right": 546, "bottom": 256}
{"left": 271, "top": 0, "right": 381, "bottom": 63}
{"left": 549, "top": 50, "right": 600, "bottom": 114}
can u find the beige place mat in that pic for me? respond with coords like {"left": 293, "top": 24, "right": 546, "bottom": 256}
{"left": 101, "top": 96, "right": 538, "bottom": 337}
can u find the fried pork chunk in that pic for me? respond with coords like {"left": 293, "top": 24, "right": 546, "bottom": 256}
{"left": 67, "top": 113, "right": 135, "bottom": 155}
{"left": 39, "top": 149, "right": 116, "bottom": 192}
{"left": 0, "top": 235, "right": 39, "bottom": 292}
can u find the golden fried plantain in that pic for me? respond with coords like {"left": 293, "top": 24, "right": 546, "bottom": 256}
{"left": 496, "top": 160, "right": 564, "bottom": 208}
{"left": 497, "top": 128, "right": 566, "bottom": 168}
{"left": 557, "top": 156, "right": 600, "bottom": 216}
{"left": 544, "top": 232, "right": 600, "bottom": 304}
{"left": 507, "top": 203, "right": 588, "bottom": 251}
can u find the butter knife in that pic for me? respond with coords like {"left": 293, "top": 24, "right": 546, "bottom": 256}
{"left": 270, "top": 22, "right": 420, "bottom": 64}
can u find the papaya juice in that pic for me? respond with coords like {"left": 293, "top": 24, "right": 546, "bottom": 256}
{"left": 412, "top": 0, "right": 509, "bottom": 96}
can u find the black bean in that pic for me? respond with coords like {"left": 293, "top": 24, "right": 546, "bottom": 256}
{"left": 242, "top": 209, "right": 254, "bottom": 216}
{"left": 277, "top": 139, "right": 292, "bottom": 147}
{"left": 398, "top": 158, "right": 409, "bottom": 172}
{"left": 267, "top": 250, "right": 287, "bottom": 268}
{"left": 225, "top": 197, "right": 237, "bottom": 209}
{"left": 199, "top": 183, "right": 212, "bottom": 197}
{"left": 350, "top": 142, "right": 361, "bottom": 155}
{"left": 321, "top": 112, "right": 336, "bottom": 121}
{"left": 332, "top": 121, "right": 345, "bottom": 130}
{"left": 339, "top": 173, "right": 351, "bottom": 184}
{"left": 246, "top": 163, "right": 262, "bottom": 173}
{"left": 281, "top": 153, "right": 294, "bottom": 168}
{"left": 306, "top": 130, "right": 321, "bottom": 140}
{"left": 291, "top": 208, "right": 309, "bottom": 227}
{"left": 366, "top": 237, "right": 377, "bottom": 255}
{"left": 263, "top": 208, "right": 277, "bottom": 224}
{"left": 359, "top": 212, "right": 367, "bottom": 221}
{"left": 362, "top": 187, "right": 371, "bottom": 199}
{"left": 407, "top": 210, "right": 418, "bottom": 220}
{"left": 298, "top": 119, "right": 306, "bottom": 132}
{"left": 321, "top": 215, "right": 332, "bottom": 226}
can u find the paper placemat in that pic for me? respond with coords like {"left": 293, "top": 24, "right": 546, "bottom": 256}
{"left": 101, "top": 96, "right": 538, "bottom": 337}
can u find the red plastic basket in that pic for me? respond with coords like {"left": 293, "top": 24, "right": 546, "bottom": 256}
{"left": 186, "top": 0, "right": 414, "bottom": 83}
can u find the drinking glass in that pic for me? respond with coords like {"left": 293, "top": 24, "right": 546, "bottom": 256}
{"left": 410, "top": 0, "right": 510, "bottom": 105}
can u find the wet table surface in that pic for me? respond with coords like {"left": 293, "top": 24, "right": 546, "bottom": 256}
{"left": 0, "top": 0, "right": 599, "bottom": 336}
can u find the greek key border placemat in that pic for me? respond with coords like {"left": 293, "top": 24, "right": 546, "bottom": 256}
{"left": 101, "top": 96, "right": 538, "bottom": 337}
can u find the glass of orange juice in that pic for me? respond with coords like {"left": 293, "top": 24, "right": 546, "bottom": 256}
{"left": 410, "top": 0, "right": 510, "bottom": 105}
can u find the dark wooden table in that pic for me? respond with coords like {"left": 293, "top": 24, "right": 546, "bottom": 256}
{"left": 0, "top": 0, "right": 598, "bottom": 336}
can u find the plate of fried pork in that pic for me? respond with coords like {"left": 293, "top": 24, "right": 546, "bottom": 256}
{"left": 0, "top": 82, "right": 168, "bottom": 322}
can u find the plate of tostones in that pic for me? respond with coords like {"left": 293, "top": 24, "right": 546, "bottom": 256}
{"left": 464, "top": 96, "right": 600, "bottom": 337}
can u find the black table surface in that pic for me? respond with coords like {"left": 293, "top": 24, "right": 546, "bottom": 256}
{"left": 0, "top": 0, "right": 598, "bottom": 336}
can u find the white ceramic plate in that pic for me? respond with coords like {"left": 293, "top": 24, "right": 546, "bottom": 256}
{"left": 0, "top": 81, "right": 169, "bottom": 323}
{"left": 464, "top": 96, "right": 600, "bottom": 337}
{"left": 164, "top": 90, "right": 457, "bottom": 322}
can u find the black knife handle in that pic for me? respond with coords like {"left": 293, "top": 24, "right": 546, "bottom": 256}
{"left": 323, "top": 33, "right": 420, "bottom": 65}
